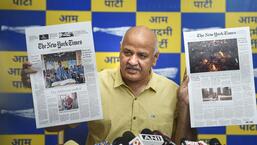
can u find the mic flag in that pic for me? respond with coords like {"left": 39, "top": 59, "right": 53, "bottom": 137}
{"left": 129, "top": 134, "right": 164, "bottom": 145}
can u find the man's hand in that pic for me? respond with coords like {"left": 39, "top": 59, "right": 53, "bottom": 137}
{"left": 45, "top": 125, "right": 68, "bottom": 132}
{"left": 21, "top": 62, "right": 37, "bottom": 88}
{"left": 45, "top": 123, "right": 80, "bottom": 132}
{"left": 177, "top": 70, "right": 189, "bottom": 105}
{"left": 174, "top": 70, "right": 197, "bottom": 145}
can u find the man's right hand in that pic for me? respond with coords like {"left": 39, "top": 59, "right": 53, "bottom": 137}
{"left": 21, "top": 62, "right": 37, "bottom": 88}
{"left": 45, "top": 123, "right": 80, "bottom": 132}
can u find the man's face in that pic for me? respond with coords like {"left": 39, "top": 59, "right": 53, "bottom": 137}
{"left": 119, "top": 29, "right": 158, "bottom": 83}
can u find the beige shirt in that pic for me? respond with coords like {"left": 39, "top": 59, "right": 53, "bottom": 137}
{"left": 86, "top": 68, "right": 178, "bottom": 145}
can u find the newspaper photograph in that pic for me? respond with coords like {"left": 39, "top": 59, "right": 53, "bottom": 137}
{"left": 25, "top": 22, "right": 103, "bottom": 128}
{"left": 184, "top": 27, "right": 257, "bottom": 127}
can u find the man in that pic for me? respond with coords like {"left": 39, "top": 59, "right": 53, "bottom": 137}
{"left": 55, "top": 60, "right": 68, "bottom": 81}
{"left": 22, "top": 26, "right": 196, "bottom": 145}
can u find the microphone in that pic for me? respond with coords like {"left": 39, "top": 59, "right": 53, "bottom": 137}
{"left": 113, "top": 136, "right": 127, "bottom": 145}
{"left": 123, "top": 131, "right": 136, "bottom": 143}
{"left": 112, "top": 131, "right": 136, "bottom": 145}
{"left": 152, "top": 130, "right": 176, "bottom": 145}
{"left": 96, "top": 131, "right": 134, "bottom": 145}
{"left": 180, "top": 138, "right": 207, "bottom": 145}
{"left": 141, "top": 128, "right": 153, "bottom": 134}
{"left": 209, "top": 138, "right": 221, "bottom": 145}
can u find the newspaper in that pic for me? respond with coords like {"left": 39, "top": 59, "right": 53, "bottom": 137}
{"left": 25, "top": 22, "right": 103, "bottom": 128}
{"left": 184, "top": 27, "right": 257, "bottom": 127}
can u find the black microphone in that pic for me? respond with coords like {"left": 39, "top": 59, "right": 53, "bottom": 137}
{"left": 141, "top": 128, "right": 153, "bottom": 134}
{"left": 152, "top": 130, "right": 176, "bottom": 145}
{"left": 122, "top": 131, "right": 136, "bottom": 145}
{"left": 209, "top": 138, "right": 221, "bottom": 145}
{"left": 112, "top": 136, "right": 127, "bottom": 145}
{"left": 112, "top": 131, "right": 136, "bottom": 145}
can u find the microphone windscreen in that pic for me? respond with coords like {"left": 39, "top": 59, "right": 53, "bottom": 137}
{"left": 122, "top": 131, "right": 136, "bottom": 141}
{"left": 112, "top": 137, "right": 124, "bottom": 145}
{"left": 152, "top": 130, "right": 162, "bottom": 135}
{"left": 141, "top": 128, "right": 152, "bottom": 134}
{"left": 209, "top": 138, "right": 221, "bottom": 145}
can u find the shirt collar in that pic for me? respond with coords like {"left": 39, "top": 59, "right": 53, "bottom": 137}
{"left": 145, "top": 72, "right": 157, "bottom": 92}
{"left": 113, "top": 68, "right": 157, "bottom": 92}
{"left": 114, "top": 67, "right": 125, "bottom": 88}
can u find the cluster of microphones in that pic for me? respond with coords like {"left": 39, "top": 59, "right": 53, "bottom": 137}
{"left": 95, "top": 128, "right": 222, "bottom": 145}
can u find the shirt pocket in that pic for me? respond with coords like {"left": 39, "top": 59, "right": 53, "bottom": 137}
{"left": 147, "top": 113, "right": 174, "bottom": 137}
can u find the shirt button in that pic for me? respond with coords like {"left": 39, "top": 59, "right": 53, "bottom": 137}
{"left": 134, "top": 98, "right": 137, "bottom": 101}
{"left": 133, "top": 116, "right": 136, "bottom": 120}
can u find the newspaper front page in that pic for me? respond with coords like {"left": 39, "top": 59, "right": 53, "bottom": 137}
{"left": 25, "top": 22, "right": 103, "bottom": 128}
{"left": 184, "top": 27, "right": 257, "bottom": 127}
